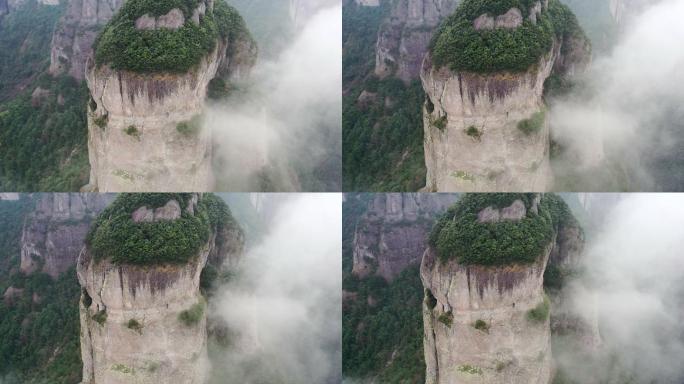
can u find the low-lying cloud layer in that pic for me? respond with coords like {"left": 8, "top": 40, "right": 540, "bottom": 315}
{"left": 209, "top": 3, "right": 342, "bottom": 192}
{"left": 551, "top": 0, "right": 684, "bottom": 191}
{"left": 209, "top": 194, "right": 342, "bottom": 383}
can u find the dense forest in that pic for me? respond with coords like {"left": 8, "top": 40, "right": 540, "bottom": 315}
{"left": 342, "top": 3, "right": 427, "bottom": 192}
{"left": 342, "top": 194, "right": 427, "bottom": 382}
{"left": 0, "top": 1, "right": 89, "bottom": 191}
{"left": 0, "top": 197, "right": 82, "bottom": 384}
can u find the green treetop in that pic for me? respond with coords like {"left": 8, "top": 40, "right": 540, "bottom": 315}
{"left": 430, "top": 0, "right": 586, "bottom": 73}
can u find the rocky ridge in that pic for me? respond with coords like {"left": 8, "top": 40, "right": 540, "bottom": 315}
{"left": 351, "top": 193, "right": 458, "bottom": 281}
{"left": 20, "top": 193, "right": 113, "bottom": 279}
{"left": 421, "top": 0, "right": 591, "bottom": 192}
{"left": 375, "top": 0, "right": 460, "bottom": 82}
{"left": 85, "top": 0, "right": 256, "bottom": 192}
{"left": 78, "top": 194, "right": 244, "bottom": 384}
{"left": 421, "top": 194, "right": 596, "bottom": 383}
{"left": 49, "top": 0, "right": 124, "bottom": 80}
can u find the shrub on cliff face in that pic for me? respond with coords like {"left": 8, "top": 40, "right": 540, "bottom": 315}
{"left": 94, "top": 0, "right": 251, "bottom": 73}
{"left": 517, "top": 110, "right": 546, "bottom": 135}
{"left": 429, "top": 194, "right": 573, "bottom": 265}
{"left": 86, "top": 193, "right": 236, "bottom": 265}
{"left": 178, "top": 300, "right": 205, "bottom": 326}
{"left": 527, "top": 294, "right": 550, "bottom": 323}
{"left": 430, "top": 0, "right": 584, "bottom": 73}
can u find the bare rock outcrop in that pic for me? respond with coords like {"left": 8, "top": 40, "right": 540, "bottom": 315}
{"left": 85, "top": 0, "right": 256, "bottom": 192}
{"left": 351, "top": 193, "right": 458, "bottom": 281}
{"left": 20, "top": 193, "right": 113, "bottom": 278}
{"left": 421, "top": 1, "right": 590, "bottom": 192}
{"left": 49, "top": 0, "right": 124, "bottom": 80}
{"left": 78, "top": 247, "right": 211, "bottom": 384}
{"left": 375, "top": 0, "right": 460, "bottom": 82}
{"left": 78, "top": 194, "right": 244, "bottom": 384}
{"left": 421, "top": 244, "right": 554, "bottom": 384}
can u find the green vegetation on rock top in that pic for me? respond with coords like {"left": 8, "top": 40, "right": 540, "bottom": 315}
{"left": 86, "top": 193, "right": 236, "bottom": 266}
{"left": 430, "top": 0, "right": 585, "bottom": 73}
{"left": 429, "top": 193, "right": 578, "bottom": 266}
{"left": 94, "top": 0, "right": 251, "bottom": 73}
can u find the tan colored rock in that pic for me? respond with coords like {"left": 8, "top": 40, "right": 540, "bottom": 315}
{"left": 135, "top": 8, "right": 185, "bottom": 30}
{"left": 132, "top": 200, "right": 182, "bottom": 223}
{"left": 473, "top": 14, "right": 495, "bottom": 30}
{"left": 421, "top": 49, "right": 557, "bottom": 192}
{"left": 421, "top": 243, "right": 554, "bottom": 384}
{"left": 77, "top": 247, "right": 210, "bottom": 384}
{"left": 85, "top": 47, "right": 220, "bottom": 192}
{"left": 496, "top": 8, "right": 522, "bottom": 29}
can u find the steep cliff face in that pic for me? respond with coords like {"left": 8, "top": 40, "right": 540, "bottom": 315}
{"left": 422, "top": 245, "right": 553, "bottom": 384}
{"left": 351, "top": 193, "right": 458, "bottom": 281}
{"left": 421, "top": 0, "right": 590, "bottom": 192}
{"left": 78, "top": 194, "right": 244, "bottom": 384}
{"left": 85, "top": 0, "right": 256, "bottom": 192}
{"left": 20, "top": 193, "right": 113, "bottom": 278}
{"left": 375, "top": 0, "right": 460, "bottom": 82}
{"left": 422, "top": 195, "right": 556, "bottom": 383}
{"left": 49, "top": 0, "right": 124, "bottom": 80}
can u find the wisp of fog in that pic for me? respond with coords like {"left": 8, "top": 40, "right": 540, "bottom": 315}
{"left": 209, "top": 194, "right": 342, "bottom": 383}
{"left": 551, "top": 0, "right": 684, "bottom": 191}
{"left": 208, "top": 4, "right": 342, "bottom": 192}
{"left": 557, "top": 194, "right": 684, "bottom": 383}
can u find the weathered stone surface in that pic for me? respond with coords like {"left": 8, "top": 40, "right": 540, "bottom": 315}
{"left": 375, "top": 0, "right": 460, "bottom": 83}
{"left": 421, "top": 242, "right": 554, "bottom": 384}
{"left": 78, "top": 195, "right": 244, "bottom": 384}
{"left": 86, "top": 0, "right": 255, "bottom": 192}
{"left": 20, "top": 193, "right": 113, "bottom": 278}
{"left": 132, "top": 200, "right": 182, "bottom": 223}
{"left": 78, "top": 247, "right": 210, "bottom": 384}
{"left": 135, "top": 8, "right": 185, "bottom": 30}
{"left": 473, "top": 13, "right": 495, "bottom": 30}
{"left": 49, "top": 0, "right": 124, "bottom": 80}
{"left": 477, "top": 199, "right": 528, "bottom": 223}
{"left": 421, "top": 50, "right": 557, "bottom": 192}
{"left": 421, "top": 2, "right": 591, "bottom": 192}
{"left": 351, "top": 193, "right": 458, "bottom": 281}
{"left": 86, "top": 47, "right": 219, "bottom": 192}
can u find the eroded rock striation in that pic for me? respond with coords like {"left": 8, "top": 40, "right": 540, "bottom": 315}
{"left": 421, "top": 194, "right": 591, "bottom": 383}
{"left": 78, "top": 194, "right": 244, "bottom": 384}
{"left": 85, "top": 0, "right": 256, "bottom": 192}
{"left": 20, "top": 193, "right": 113, "bottom": 278}
{"left": 421, "top": 0, "right": 590, "bottom": 192}
{"left": 351, "top": 193, "right": 458, "bottom": 281}
{"left": 375, "top": 0, "right": 460, "bottom": 82}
